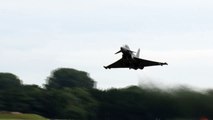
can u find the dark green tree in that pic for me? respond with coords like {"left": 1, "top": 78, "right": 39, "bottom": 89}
{"left": 46, "top": 68, "right": 95, "bottom": 89}
{"left": 40, "top": 88, "right": 98, "bottom": 120}
{"left": 0, "top": 73, "right": 22, "bottom": 90}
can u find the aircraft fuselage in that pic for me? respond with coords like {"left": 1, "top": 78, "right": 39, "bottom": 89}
{"left": 121, "top": 47, "right": 134, "bottom": 59}
{"left": 119, "top": 46, "right": 141, "bottom": 69}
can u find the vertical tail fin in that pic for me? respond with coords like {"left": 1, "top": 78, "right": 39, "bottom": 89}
{"left": 136, "top": 48, "right": 140, "bottom": 58}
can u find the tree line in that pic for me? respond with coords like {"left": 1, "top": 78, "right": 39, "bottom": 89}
{"left": 0, "top": 68, "right": 212, "bottom": 120}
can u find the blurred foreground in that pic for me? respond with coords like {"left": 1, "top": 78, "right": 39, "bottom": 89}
{"left": 0, "top": 68, "right": 212, "bottom": 120}
{"left": 0, "top": 111, "right": 47, "bottom": 120}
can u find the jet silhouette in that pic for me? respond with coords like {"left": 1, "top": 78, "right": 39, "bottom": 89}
{"left": 104, "top": 45, "right": 168, "bottom": 70}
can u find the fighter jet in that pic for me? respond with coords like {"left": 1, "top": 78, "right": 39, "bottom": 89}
{"left": 104, "top": 45, "right": 168, "bottom": 70}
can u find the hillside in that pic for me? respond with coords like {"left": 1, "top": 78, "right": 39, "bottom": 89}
{"left": 0, "top": 68, "right": 212, "bottom": 119}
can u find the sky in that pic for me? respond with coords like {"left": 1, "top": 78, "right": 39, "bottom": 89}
{"left": 0, "top": 0, "right": 213, "bottom": 89}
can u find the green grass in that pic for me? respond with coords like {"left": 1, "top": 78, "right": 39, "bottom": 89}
{"left": 0, "top": 113, "right": 48, "bottom": 120}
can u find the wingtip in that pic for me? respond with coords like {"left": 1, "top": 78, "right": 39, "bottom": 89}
{"left": 104, "top": 66, "right": 108, "bottom": 69}
{"left": 160, "top": 62, "right": 168, "bottom": 66}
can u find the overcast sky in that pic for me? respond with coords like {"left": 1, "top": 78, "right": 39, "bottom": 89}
{"left": 0, "top": 0, "right": 213, "bottom": 89}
